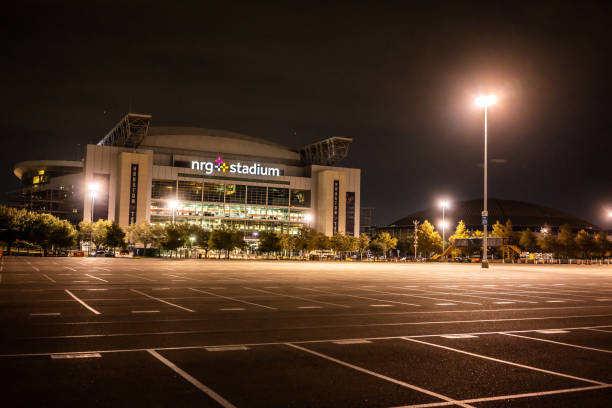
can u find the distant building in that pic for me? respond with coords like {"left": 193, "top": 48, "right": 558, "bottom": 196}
{"left": 8, "top": 113, "right": 361, "bottom": 238}
{"left": 373, "top": 198, "right": 600, "bottom": 241}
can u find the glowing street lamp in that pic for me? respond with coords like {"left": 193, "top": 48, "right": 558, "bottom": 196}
{"left": 88, "top": 183, "right": 99, "bottom": 254}
{"left": 475, "top": 94, "right": 497, "bottom": 268}
{"left": 440, "top": 201, "right": 449, "bottom": 258}
{"left": 304, "top": 213, "right": 313, "bottom": 228}
{"left": 168, "top": 199, "right": 179, "bottom": 224}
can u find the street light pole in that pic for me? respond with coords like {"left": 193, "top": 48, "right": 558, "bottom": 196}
{"left": 88, "top": 183, "right": 99, "bottom": 255}
{"left": 475, "top": 95, "right": 496, "bottom": 269}
{"left": 440, "top": 201, "right": 448, "bottom": 259}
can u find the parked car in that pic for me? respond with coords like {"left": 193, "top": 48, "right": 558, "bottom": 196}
{"left": 118, "top": 249, "right": 130, "bottom": 257}
{"left": 104, "top": 251, "right": 115, "bottom": 257}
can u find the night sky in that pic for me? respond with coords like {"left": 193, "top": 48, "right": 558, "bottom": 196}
{"left": 2, "top": 1, "right": 611, "bottom": 227}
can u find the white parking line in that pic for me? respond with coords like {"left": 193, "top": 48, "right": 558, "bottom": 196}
{"left": 188, "top": 287, "right": 277, "bottom": 310}
{"left": 501, "top": 332, "right": 612, "bottom": 353}
{"left": 286, "top": 343, "right": 474, "bottom": 408}
{"left": 85, "top": 274, "right": 109, "bottom": 283}
{"left": 356, "top": 288, "right": 482, "bottom": 305}
{"left": 220, "top": 308, "right": 245, "bottom": 311}
{"left": 370, "top": 304, "right": 393, "bottom": 307}
{"left": 334, "top": 339, "right": 372, "bottom": 344}
{"left": 32, "top": 266, "right": 40, "bottom": 272}
{"left": 64, "top": 266, "right": 77, "bottom": 272}
{"left": 131, "top": 310, "right": 160, "bottom": 314}
{"left": 244, "top": 286, "right": 351, "bottom": 308}
{"left": 29, "top": 313, "right": 61, "bottom": 317}
{"left": 584, "top": 327, "right": 612, "bottom": 334}
{"left": 205, "top": 346, "right": 248, "bottom": 352}
{"left": 402, "top": 337, "right": 604, "bottom": 385}
{"left": 147, "top": 349, "right": 237, "bottom": 408}
{"left": 51, "top": 352, "right": 101, "bottom": 359}
{"left": 125, "top": 273, "right": 156, "bottom": 282}
{"left": 64, "top": 290, "right": 101, "bottom": 315}
{"left": 394, "top": 384, "right": 612, "bottom": 407}
{"left": 298, "top": 306, "right": 322, "bottom": 309}
{"left": 130, "top": 289, "right": 195, "bottom": 313}
{"left": 42, "top": 274, "right": 56, "bottom": 283}
{"left": 298, "top": 286, "right": 420, "bottom": 307}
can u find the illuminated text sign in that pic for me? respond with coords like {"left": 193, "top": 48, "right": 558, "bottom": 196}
{"left": 191, "top": 157, "right": 281, "bottom": 177}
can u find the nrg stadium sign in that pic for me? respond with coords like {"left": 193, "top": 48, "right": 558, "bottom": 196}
{"left": 192, "top": 157, "right": 281, "bottom": 177}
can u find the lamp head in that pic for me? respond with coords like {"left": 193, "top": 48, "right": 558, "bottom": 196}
{"left": 475, "top": 95, "right": 497, "bottom": 107}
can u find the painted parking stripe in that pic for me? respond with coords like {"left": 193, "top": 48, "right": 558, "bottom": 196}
{"left": 393, "top": 384, "right": 612, "bottom": 408}
{"left": 536, "top": 329, "right": 570, "bottom": 334}
{"left": 85, "top": 274, "right": 109, "bottom": 283}
{"left": 402, "top": 337, "right": 604, "bottom": 385}
{"left": 298, "top": 306, "right": 322, "bottom": 309}
{"left": 188, "top": 287, "right": 277, "bottom": 310}
{"left": 147, "top": 350, "right": 237, "bottom": 408}
{"left": 130, "top": 289, "right": 195, "bottom": 313}
{"left": 502, "top": 333, "right": 612, "bottom": 353}
{"left": 333, "top": 339, "right": 372, "bottom": 344}
{"left": 435, "top": 303, "right": 457, "bottom": 306}
{"left": 370, "top": 304, "right": 393, "bottom": 307}
{"left": 30, "top": 313, "right": 61, "bottom": 317}
{"left": 131, "top": 310, "right": 160, "bottom": 314}
{"left": 440, "top": 334, "right": 478, "bottom": 339}
{"left": 64, "top": 289, "right": 101, "bottom": 315}
{"left": 51, "top": 352, "right": 101, "bottom": 359}
{"left": 297, "top": 286, "right": 421, "bottom": 307}
{"left": 64, "top": 266, "right": 77, "bottom": 272}
{"left": 244, "top": 286, "right": 351, "bottom": 308}
{"left": 32, "top": 266, "right": 40, "bottom": 272}
{"left": 220, "top": 308, "right": 245, "bottom": 311}
{"left": 42, "top": 274, "right": 56, "bottom": 283}
{"left": 286, "top": 343, "right": 474, "bottom": 408}
{"left": 356, "top": 288, "right": 482, "bottom": 305}
{"left": 205, "top": 346, "right": 248, "bottom": 352}
{"left": 125, "top": 273, "right": 156, "bottom": 282}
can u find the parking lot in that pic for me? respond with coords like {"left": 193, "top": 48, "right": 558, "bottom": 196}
{"left": 0, "top": 257, "right": 610, "bottom": 407}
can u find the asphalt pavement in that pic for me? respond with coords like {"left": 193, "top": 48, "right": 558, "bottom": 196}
{"left": 0, "top": 256, "right": 610, "bottom": 407}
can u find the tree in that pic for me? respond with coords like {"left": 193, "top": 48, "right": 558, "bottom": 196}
{"left": 209, "top": 228, "right": 240, "bottom": 259}
{"left": 92, "top": 220, "right": 112, "bottom": 249}
{"left": 105, "top": 222, "right": 126, "bottom": 252}
{"left": 471, "top": 229, "right": 483, "bottom": 238}
{"left": 258, "top": 231, "right": 282, "bottom": 254}
{"left": 575, "top": 229, "right": 594, "bottom": 259}
{"left": 357, "top": 233, "right": 370, "bottom": 260}
{"left": 519, "top": 228, "right": 538, "bottom": 252}
{"left": 448, "top": 220, "right": 470, "bottom": 258}
{"left": 593, "top": 231, "right": 610, "bottom": 259}
{"left": 538, "top": 232, "right": 560, "bottom": 257}
{"left": 491, "top": 221, "right": 505, "bottom": 238}
{"left": 503, "top": 220, "right": 517, "bottom": 245}
{"left": 127, "top": 222, "right": 154, "bottom": 249}
{"left": 416, "top": 221, "right": 442, "bottom": 256}
{"left": 150, "top": 224, "right": 167, "bottom": 251}
{"left": 312, "top": 233, "right": 331, "bottom": 251}
{"left": 161, "top": 224, "right": 183, "bottom": 256}
{"left": 370, "top": 232, "right": 398, "bottom": 259}
{"left": 48, "top": 218, "right": 78, "bottom": 250}
{"left": 557, "top": 224, "right": 577, "bottom": 258}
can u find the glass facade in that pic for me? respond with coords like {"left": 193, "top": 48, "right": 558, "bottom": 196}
{"left": 151, "top": 179, "right": 310, "bottom": 236}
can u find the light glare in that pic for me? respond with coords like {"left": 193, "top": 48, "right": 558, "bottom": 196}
{"left": 475, "top": 95, "right": 497, "bottom": 107}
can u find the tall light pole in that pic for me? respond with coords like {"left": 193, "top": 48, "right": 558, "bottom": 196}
{"left": 305, "top": 213, "right": 313, "bottom": 229}
{"left": 88, "top": 183, "right": 99, "bottom": 254}
{"left": 475, "top": 94, "right": 497, "bottom": 268}
{"left": 440, "top": 201, "right": 449, "bottom": 258}
{"left": 168, "top": 199, "right": 179, "bottom": 224}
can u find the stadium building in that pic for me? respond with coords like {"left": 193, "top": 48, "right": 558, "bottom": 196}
{"left": 9, "top": 113, "right": 360, "bottom": 238}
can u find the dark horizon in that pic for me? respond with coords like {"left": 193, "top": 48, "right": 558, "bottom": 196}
{"left": 2, "top": 1, "right": 611, "bottom": 227}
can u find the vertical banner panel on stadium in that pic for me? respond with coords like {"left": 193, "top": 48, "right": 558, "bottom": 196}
{"left": 333, "top": 180, "right": 339, "bottom": 234}
{"left": 129, "top": 164, "right": 139, "bottom": 225}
